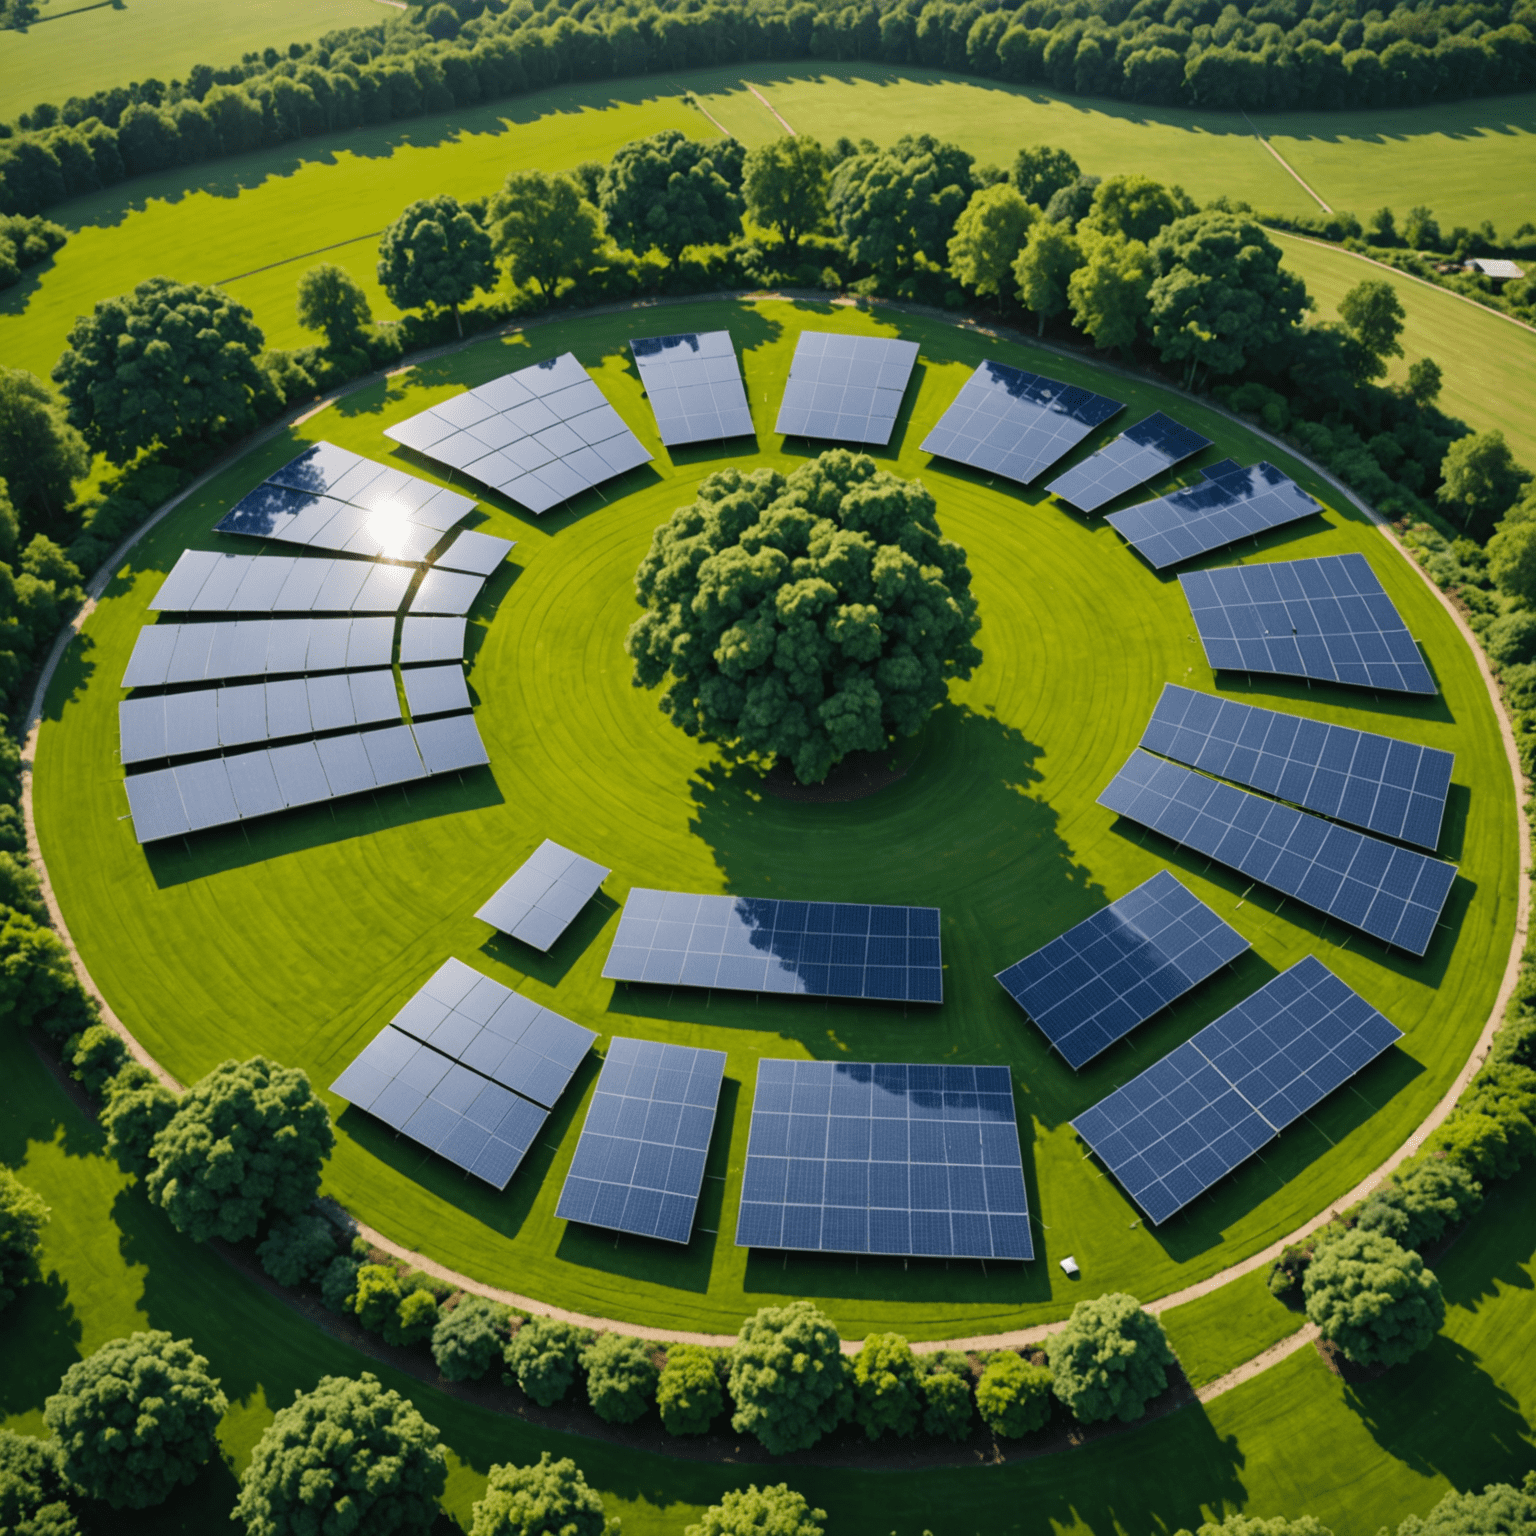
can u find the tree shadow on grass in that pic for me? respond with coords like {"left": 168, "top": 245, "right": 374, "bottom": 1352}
{"left": 41, "top": 626, "right": 97, "bottom": 723}
{"left": 0, "top": 1267, "right": 82, "bottom": 1417}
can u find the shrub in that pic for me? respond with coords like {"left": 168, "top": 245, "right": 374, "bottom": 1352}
{"left": 469, "top": 1452, "right": 607, "bottom": 1536}
{"left": 728, "top": 1301, "right": 851, "bottom": 1455}
{"left": 1395, "top": 1472, "right": 1536, "bottom": 1535}
{"left": 432, "top": 1294, "right": 513, "bottom": 1383}
{"left": 975, "top": 1352, "right": 1053, "bottom": 1438}
{"left": 656, "top": 1343, "right": 724, "bottom": 1435}
{"left": 0, "top": 1165, "right": 48, "bottom": 1309}
{"left": 66, "top": 1023, "right": 127, "bottom": 1098}
{"left": 44, "top": 1331, "right": 226, "bottom": 1509}
{"left": 1173, "top": 1517, "right": 1334, "bottom": 1536}
{"left": 256, "top": 1213, "right": 340, "bottom": 1288}
{"left": 1487, "top": 610, "right": 1536, "bottom": 668}
{"left": 320, "top": 1254, "right": 361, "bottom": 1314}
{"left": 1046, "top": 1293, "right": 1174, "bottom": 1424}
{"left": 581, "top": 1332, "right": 659, "bottom": 1425}
{"left": 1303, "top": 1229, "right": 1446, "bottom": 1366}
{"left": 920, "top": 1366, "right": 973, "bottom": 1441}
{"left": 353, "top": 1264, "right": 438, "bottom": 1347}
{"left": 0, "top": 1429, "right": 75, "bottom": 1536}
{"left": 503, "top": 1317, "right": 587, "bottom": 1407}
{"left": 849, "top": 1333, "right": 922, "bottom": 1440}
{"left": 1425, "top": 1103, "right": 1528, "bottom": 1183}
{"left": 1354, "top": 1159, "right": 1483, "bottom": 1249}
{"left": 0, "top": 907, "right": 98, "bottom": 1039}
{"left": 685, "top": 1483, "right": 827, "bottom": 1536}
{"left": 1267, "top": 1237, "right": 1320, "bottom": 1299}
{"left": 99, "top": 1072, "right": 177, "bottom": 1177}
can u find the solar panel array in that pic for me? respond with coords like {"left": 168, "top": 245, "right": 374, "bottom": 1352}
{"left": 389, "top": 958, "right": 596, "bottom": 1109}
{"left": 476, "top": 839, "right": 611, "bottom": 951}
{"left": 121, "top": 617, "right": 393, "bottom": 688}
{"left": 399, "top": 616, "right": 467, "bottom": 666}
{"left": 120, "top": 670, "right": 401, "bottom": 763}
{"left": 631, "top": 331, "right": 754, "bottom": 446}
{"left": 1071, "top": 956, "right": 1402, "bottom": 1223}
{"left": 1140, "top": 684, "right": 1454, "bottom": 850}
{"left": 123, "top": 715, "right": 489, "bottom": 843}
{"left": 995, "top": 870, "right": 1250, "bottom": 1069}
{"left": 1105, "top": 461, "right": 1322, "bottom": 569}
{"left": 435, "top": 530, "right": 515, "bottom": 577}
{"left": 1098, "top": 748, "right": 1457, "bottom": 955}
{"left": 403, "top": 664, "right": 470, "bottom": 720}
{"left": 556, "top": 1037, "right": 727, "bottom": 1243}
{"left": 331, "top": 1024, "right": 550, "bottom": 1190}
{"left": 1046, "top": 412, "right": 1213, "bottom": 513}
{"left": 735, "top": 1060, "right": 1033, "bottom": 1259}
{"left": 603, "top": 889, "right": 944, "bottom": 1002}
{"left": 774, "top": 332, "right": 920, "bottom": 445}
{"left": 919, "top": 361, "right": 1124, "bottom": 486}
{"left": 150, "top": 551, "right": 413, "bottom": 615}
{"left": 383, "top": 353, "right": 652, "bottom": 515}
{"left": 215, "top": 441, "right": 475, "bottom": 561}
{"left": 408, "top": 568, "right": 485, "bottom": 616}
{"left": 1180, "top": 554, "right": 1436, "bottom": 695}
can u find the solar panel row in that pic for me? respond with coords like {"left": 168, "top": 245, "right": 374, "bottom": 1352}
{"left": 121, "top": 617, "right": 394, "bottom": 689}
{"left": 151, "top": 551, "right": 413, "bottom": 615}
{"left": 476, "top": 839, "right": 611, "bottom": 952}
{"left": 123, "top": 715, "right": 489, "bottom": 843}
{"left": 1071, "top": 956, "right": 1402, "bottom": 1223}
{"left": 434, "top": 530, "right": 515, "bottom": 577}
{"left": 995, "top": 869, "right": 1250, "bottom": 1069}
{"left": 602, "top": 889, "right": 944, "bottom": 1003}
{"left": 402, "top": 664, "right": 471, "bottom": 720}
{"left": 631, "top": 331, "right": 754, "bottom": 446}
{"left": 399, "top": 616, "right": 467, "bottom": 666}
{"left": 1047, "top": 412, "right": 1213, "bottom": 513}
{"left": 775, "top": 332, "right": 920, "bottom": 445}
{"left": 409, "top": 568, "right": 486, "bottom": 616}
{"left": 1141, "top": 684, "right": 1454, "bottom": 850}
{"left": 1098, "top": 748, "right": 1457, "bottom": 955}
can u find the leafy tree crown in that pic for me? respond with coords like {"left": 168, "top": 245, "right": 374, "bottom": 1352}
{"left": 1012, "top": 144, "right": 1081, "bottom": 207}
{"left": 743, "top": 136, "right": 829, "bottom": 253}
{"left": 503, "top": 1317, "right": 588, "bottom": 1408}
{"left": 376, "top": 195, "right": 494, "bottom": 323}
{"left": 432, "top": 1295, "right": 514, "bottom": 1384}
{"left": 1302, "top": 1228, "right": 1446, "bottom": 1367}
{"left": 599, "top": 130, "right": 744, "bottom": 265}
{"left": 470, "top": 1453, "right": 607, "bottom": 1536}
{"left": 0, "top": 1429, "right": 74, "bottom": 1536}
{"left": 489, "top": 170, "right": 605, "bottom": 303}
{"left": 1044, "top": 1292, "right": 1174, "bottom": 1425}
{"left": 920, "top": 1367, "right": 973, "bottom": 1441}
{"left": 1354, "top": 1158, "right": 1482, "bottom": 1250}
{"left": 581, "top": 1332, "right": 659, "bottom": 1426}
{"left": 295, "top": 262, "right": 373, "bottom": 351}
{"left": 684, "top": 1483, "right": 827, "bottom": 1536}
{"left": 1394, "top": 1472, "right": 1536, "bottom": 1536}
{"left": 975, "top": 1352, "right": 1053, "bottom": 1438}
{"left": 728, "top": 1300, "right": 851, "bottom": 1455}
{"left": 0, "top": 1166, "right": 48, "bottom": 1309}
{"left": 829, "top": 134, "right": 975, "bottom": 282}
{"left": 0, "top": 369, "right": 88, "bottom": 541}
{"left": 656, "top": 1344, "right": 724, "bottom": 1436}
{"left": 849, "top": 1332, "right": 922, "bottom": 1440}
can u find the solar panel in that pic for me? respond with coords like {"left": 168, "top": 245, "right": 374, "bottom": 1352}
{"left": 735, "top": 1059, "right": 1033, "bottom": 1260}
{"left": 390, "top": 957, "right": 596, "bottom": 1109}
{"left": 919, "top": 361, "right": 1123, "bottom": 486}
{"left": 774, "top": 332, "right": 920, "bottom": 446}
{"left": 1179, "top": 554, "right": 1437, "bottom": 696}
{"left": 409, "top": 569, "right": 485, "bottom": 616}
{"left": 631, "top": 330, "right": 755, "bottom": 446}
{"left": 995, "top": 870, "right": 1250, "bottom": 1069}
{"left": 149, "top": 552, "right": 412, "bottom": 614}
{"left": 403, "top": 664, "right": 471, "bottom": 720}
{"left": 476, "top": 839, "right": 611, "bottom": 951}
{"left": 383, "top": 353, "right": 652, "bottom": 515}
{"left": 1046, "top": 412, "right": 1213, "bottom": 513}
{"left": 603, "top": 889, "right": 943, "bottom": 1003}
{"left": 1105, "top": 462, "right": 1323, "bottom": 568}
{"left": 556, "top": 1037, "right": 727, "bottom": 1243}
{"left": 1071, "top": 956, "right": 1402, "bottom": 1223}
{"left": 1098, "top": 748, "right": 1457, "bottom": 956}
{"left": 1140, "top": 684, "right": 1454, "bottom": 850}
{"left": 330, "top": 1024, "right": 549, "bottom": 1190}
{"left": 434, "top": 530, "right": 515, "bottom": 577}
{"left": 411, "top": 713, "right": 489, "bottom": 774}
{"left": 399, "top": 616, "right": 467, "bottom": 666}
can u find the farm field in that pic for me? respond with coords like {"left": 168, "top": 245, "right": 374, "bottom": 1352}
{"left": 34, "top": 298, "right": 1519, "bottom": 1342}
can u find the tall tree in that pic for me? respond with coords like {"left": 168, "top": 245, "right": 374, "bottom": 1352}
{"left": 295, "top": 262, "right": 373, "bottom": 351}
{"left": 947, "top": 183, "right": 1037, "bottom": 304}
{"left": 742, "top": 135, "right": 830, "bottom": 256}
{"left": 1082, "top": 173, "right": 1195, "bottom": 244}
{"left": 1337, "top": 277, "right": 1406, "bottom": 381}
{"left": 1068, "top": 229, "right": 1153, "bottom": 355}
{"left": 1012, "top": 144, "right": 1080, "bottom": 208}
{"left": 1045, "top": 1293, "right": 1174, "bottom": 1424}
{"left": 728, "top": 1301, "right": 851, "bottom": 1454}
{"left": 1013, "top": 220, "right": 1083, "bottom": 335}
{"left": 488, "top": 170, "right": 605, "bottom": 303}
{"left": 1438, "top": 430, "right": 1530, "bottom": 540}
{"left": 376, "top": 194, "right": 495, "bottom": 336}
{"left": 0, "top": 370, "right": 87, "bottom": 544}
{"left": 1303, "top": 1228, "right": 1445, "bottom": 1366}
{"left": 0, "top": 1165, "right": 48, "bottom": 1309}
{"left": 686, "top": 1485, "right": 826, "bottom": 1536}
{"left": 600, "top": 131, "right": 745, "bottom": 266}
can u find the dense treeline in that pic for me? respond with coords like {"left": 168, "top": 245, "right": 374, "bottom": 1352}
{"left": 3, "top": 0, "right": 1535, "bottom": 217}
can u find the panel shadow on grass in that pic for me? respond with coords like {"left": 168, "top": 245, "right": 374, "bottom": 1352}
{"left": 480, "top": 889, "right": 621, "bottom": 990}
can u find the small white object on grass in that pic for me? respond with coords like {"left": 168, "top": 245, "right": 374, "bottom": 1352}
{"left": 1060, "top": 1255, "right": 1080, "bottom": 1278}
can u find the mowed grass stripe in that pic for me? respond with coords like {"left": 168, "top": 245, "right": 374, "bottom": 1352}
{"left": 33, "top": 300, "right": 1516, "bottom": 1340}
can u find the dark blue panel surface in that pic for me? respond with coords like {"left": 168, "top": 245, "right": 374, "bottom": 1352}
{"left": 1140, "top": 683, "right": 1454, "bottom": 850}
{"left": 555, "top": 1036, "right": 727, "bottom": 1244}
{"left": 774, "top": 333, "right": 920, "bottom": 446}
{"left": 602, "top": 889, "right": 943, "bottom": 1003}
{"left": 996, "top": 869, "right": 1249, "bottom": 1068}
{"left": 735, "top": 1059, "right": 1033, "bottom": 1259}
{"left": 631, "top": 331, "right": 754, "bottom": 447}
{"left": 920, "top": 361, "right": 1123, "bottom": 486}
{"left": 1179, "top": 553, "right": 1437, "bottom": 695}
{"left": 1098, "top": 749, "right": 1457, "bottom": 956}
{"left": 1105, "top": 461, "right": 1322, "bottom": 568}
{"left": 1072, "top": 956, "right": 1401, "bottom": 1223}
{"left": 1046, "top": 412, "right": 1213, "bottom": 512}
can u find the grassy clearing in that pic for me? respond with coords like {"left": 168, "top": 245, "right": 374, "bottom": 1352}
{"left": 1161, "top": 1269, "right": 1303, "bottom": 1389}
{"left": 32, "top": 298, "right": 1517, "bottom": 1343}
{"left": 0, "top": 0, "right": 384, "bottom": 125}
{"left": 1275, "top": 231, "right": 1536, "bottom": 471}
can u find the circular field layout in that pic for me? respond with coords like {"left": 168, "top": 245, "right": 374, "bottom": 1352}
{"left": 34, "top": 298, "right": 1518, "bottom": 1341}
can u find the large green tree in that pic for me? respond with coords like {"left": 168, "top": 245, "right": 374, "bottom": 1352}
{"left": 685, "top": 1484, "right": 826, "bottom": 1536}
{"left": 1011, "top": 144, "right": 1080, "bottom": 208}
{"left": 599, "top": 131, "right": 745, "bottom": 266}
{"left": 1303, "top": 1228, "right": 1446, "bottom": 1366}
{"left": 470, "top": 1453, "right": 606, "bottom": 1536}
{"left": 849, "top": 1333, "right": 923, "bottom": 1440}
{"left": 947, "top": 183, "right": 1037, "bottom": 304}
{"left": 1068, "top": 229, "right": 1153, "bottom": 355}
{"left": 728, "top": 1301, "right": 850, "bottom": 1454}
{"left": 975, "top": 1352, "right": 1054, "bottom": 1438}
{"left": 376, "top": 194, "right": 495, "bottom": 336}
{"left": 1082, "top": 174, "right": 1195, "bottom": 244}
{"left": 233, "top": 1373, "right": 446, "bottom": 1536}
{"left": 295, "top": 262, "right": 374, "bottom": 352}
{"left": 1337, "top": 277, "right": 1406, "bottom": 382}
{"left": 488, "top": 170, "right": 605, "bottom": 304}
{"left": 0, "top": 1429, "right": 76, "bottom": 1536}
{"left": 1045, "top": 1293, "right": 1174, "bottom": 1424}
{"left": 581, "top": 1332, "right": 658, "bottom": 1425}
{"left": 1355, "top": 1158, "right": 1483, "bottom": 1250}
{"left": 742, "top": 135, "right": 829, "bottom": 256}
{"left": 1438, "top": 430, "right": 1531, "bottom": 541}
{"left": 0, "top": 370, "right": 87, "bottom": 544}
{"left": 1395, "top": 1472, "right": 1536, "bottom": 1536}
{"left": 1013, "top": 220, "right": 1082, "bottom": 335}
{"left": 503, "top": 1317, "right": 587, "bottom": 1408}
{"left": 44, "top": 1331, "right": 227, "bottom": 1509}
{"left": 431, "top": 1294, "right": 514, "bottom": 1383}
{"left": 1145, "top": 211, "right": 1310, "bottom": 384}
{"left": 144, "top": 1056, "right": 335, "bottom": 1243}
{"left": 51, "top": 277, "right": 265, "bottom": 464}
{"left": 626, "top": 451, "right": 983, "bottom": 784}
{"left": 656, "top": 1344, "right": 724, "bottom": 1435}
{"left": 0, "top": 1165, "right": 47, "bottom": 1310}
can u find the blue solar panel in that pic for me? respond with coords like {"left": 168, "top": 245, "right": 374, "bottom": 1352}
{"left": 995, "top": 870, "right": 1250, "bottom": 1069}
{"left": 735, "top": 1059, "right": 1033, "bottom": 1259}
{"left": 631, "top": 331, "right": 754, "bottom": 446}
{"left": 1098, "top": 749, "right": 1457, "bottom": 956}
{"left": 602, "top": 889, "right": 943, "bottom": 1003}
{"left": 1105, "top": 461, "right": 1322, "bottom": 568}
{"left": 919, "top": 361, "right": 1123, "bottom": 486}
{"left": 555, "top": 1037, "right": 727, "bottom": 1244}
{"left": 1179, "top": 553, "right": 1436, "bottom": 695}
{"left": 330, "top": 1023, "right": 550, "bottom": 1190}
{"left": 1046, "top": 412, "right": 1213, "bottom": 513}
{"left": 1141, "top": 684, "right": 1454, "bottom": 851}
{"left": 1072, "top": 956, "right": 1402, "bottom": 1223}
{"left": 476, "top": 839, "right": 611, "bottom": 952}
{"left": 775, "top": 333, "right": 920, "bottom": 446}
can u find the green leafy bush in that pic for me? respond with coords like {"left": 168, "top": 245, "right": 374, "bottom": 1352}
{"left": 503, "top": 1318, "right": 588, "bottom": 1408}
{"left": 470, "top": 1452, "right": 607, "bottom": 1536}
{"left": 1303, "top": 1229, "right": 1446, "bottom": 1366}
{"left": 66, "top": 1023, "right": 127, "bottom": 1098}
{"left": 256, "top": 1214, "right": 340, "bottom": 1288}
{"left": 656, "top": 1343, "right": 724, "bottom": 1435}
{"left": 1354, "top": 1159, "right": 1483, "bottom": 1250}
{"left": 685, "top": 1483, "right": 827, "bottom": 1536}
{"left": 581, "top": 1332, "right": 659, "bottom": 1425}
{"left": 849, "top": 1333, "right": 922, "bottom": 1440}
{"left": 1046, "top": 1293, "right": 1174, "bottom": 1424}
{"left": 320, "top": 1255, "right": 361, "bottom": 1315}
{"left": 728, "top": 1301, "right": 851, "bottom": 1455}
{"left": 432, "top": 1295, "right": 514, "bottom": 1383}
{"left": 0, "top": 1165, "right": 47, "bottom": 1310}
{"left": 975, "top": 1353, "right": 1053, "bottom": 1438}
{"left": 920, "top": 1366, "right": 973, "bottom": 1441}
{"left": 0, "top": 1428, "right": 75, "bottom": 1536}
{"left": 1395, "top": 1471, "right": 1536, "bottom": 1535}
{"left": 99, "top": 1072, "right": 177, "bottom": 1177}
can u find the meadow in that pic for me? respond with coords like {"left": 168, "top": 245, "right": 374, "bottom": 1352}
{"left": 33, "top": 298, "right": 1518, "bottom": 1343}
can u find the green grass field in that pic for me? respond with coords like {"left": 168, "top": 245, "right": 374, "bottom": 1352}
{"left": 32, "top": 298, "right": 1518, "bottom": 1344}
{"left": 0, "top": 0, "right": 385, "bottom": 124}
{"left": 1161, "top": 1269, "right": 1303, "bottom": 1389}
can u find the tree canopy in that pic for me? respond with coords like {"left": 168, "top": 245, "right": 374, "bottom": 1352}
{"left": 0, "top": 1429, "right": 75, "bottom": 1536}
{"left": 919, "top": 1365, "right": 973, "bottom": 1441}
{"left": 849, "top": 1333, "right": 922, "bottom": 1440}
{"left": 1012, "top": 144, "right": 1080, "bottom": 208}
{"left": 469, "top": 1453, "right": 607, "bottom": 1536}
{"left": 599, "top": 130, "right": 744, "bottom": 265}
{"left": 1303, "top": 1228, "right": 1446, "bottom": 1366}
{"left": 256, "top": 1212, "right": 340, "bottom": 1289}
{"left": 1395, "top": 1472, "right": 1536, "bottom": 1536}
{"left": 947, "top": 184, "right": 1037, "bottom": 302}
{"left": 656, "top": 1344, "right": 724, "bottom": 1436}
{"left": 1354, "top": 1158, "right": 1483, "bottom": 1250}
{"left": 728, "top": 1301, "right": 851, "bottom": 1454}
{"left": 1082, "top": 174, "right": 1194, "bottom": 244}
{"left": 432, "top": 1295, "right": 514, "bottom": 1383}
{"left": 1013, "top": 221, "right": 1081, "bottom": 335}
{"left": 1175, "top": 1517, "right": 1334, "bottom": 1536}
{"left": 233, "top": 1373, "right": 446, "bottom": 1536}
{"left": 1068, "top": 230, "right": 1153, "bottom": 355}
{"left": 100, "top": 1071, "right": 177, "bottom": 1177}
{"left": 488, "top": 170, "right": 605, "bottom": 303}
{"left": 1438, "top": 430, "right": 1531, "bottom": 541}
{"left": 144, "top": 1056, "right": 335, "bottom": 1243}
{"left": 1045, "top": 1293, "right": 1174, "bottom": 1424}
{"left": 974, "top": 1352, "right": 1054, "bottom": 1438}
{"left": 295, "top": 262, "right": 374, "bottom": 351}
{"left": 685, "top": 1483, "right": 827, "bottom": 1536}
{"left": 44, "top": 1331, "right": 227, "bottom": 1509}
{"left": 503, "top": 1317, "right": 587, "bottom": 1407}
{"left": 51, "top": 277, "right": 266, "bottom": 464}
{"left": 0, "top": 370, "right": 87, "bottom": 545}
{"left": 742, "top": 136, "right": 829, "bottom": 255}
{"left": 0, "top": 1166, "right": 48, "bottom": 1310}
{"left": 581, "top": 1332, "right": 659, "bottom": 1425}
{"left": 1337, "top": 278, "right": 1406, "bottom": 382}
{"left": 626, "top": 451, "right": 982, "bottom": 784}
{"left": 376, "top": 194, "right": 495, "bottom": 334}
